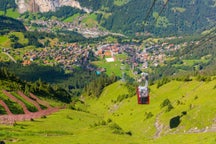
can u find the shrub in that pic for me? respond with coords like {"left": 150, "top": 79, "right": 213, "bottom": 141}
{"left": 176, "top": 75, "right": 192, "bottom": 82}
{"left": 157, "top": 77, "right": 170, "bottom": 88}
{"left": 166, "top": 103, "right": 174, "bottom": 112}
{"left": 116, "top": 94, "right": 129, "bottom": 102}
{"left": 125, "top": 131, "right": 132, "bottom": 136}
{"left": 145, "top": 112, "right": 154, "bottom": 119}
{"left": 160, "top": 98, "right": 171, "bottom": 108}
{"left": 110, "top": 123, "right": 122, "bottom": 131}
{"left": 110, "top": 123, "right": 124, "bottom": 134}
{"left": 161, "top": 98, "right": 174, "bottom": 112}
{"left": 100, "top": 120, "right": 106, "bottom": 125}
{"left": 107, "top": 118, "right": 112, "bottom": 123}
{"left": 196, "top": 75, "right": 211, "bottom": 82}
{"left": 181, "top": 111, "right": 187, "bottom": 116}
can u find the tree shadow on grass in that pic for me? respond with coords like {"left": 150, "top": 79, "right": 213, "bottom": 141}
{"left": 170, "top": 116, "right": 181, "bottom": 129}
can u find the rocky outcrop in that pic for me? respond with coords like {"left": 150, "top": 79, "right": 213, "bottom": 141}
{"left": 15, "top": 0, "right": 91, "bottom": 13}
{"left": 15, "top": 0, "right": 29, "bottom": 13}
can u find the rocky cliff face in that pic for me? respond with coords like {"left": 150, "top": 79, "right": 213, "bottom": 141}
{"left": 15, "top": 0, "right": 91, "bottom": 13}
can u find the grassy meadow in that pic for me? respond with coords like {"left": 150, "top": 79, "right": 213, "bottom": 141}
{"left": 0, "top": 78, "right": 216, "bottom": 143}
{"left": 0, "top": 9, "right": 20, "bottom": 19}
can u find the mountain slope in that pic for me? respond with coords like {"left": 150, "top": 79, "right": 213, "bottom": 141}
{"left": 101, "top": 0, "right": 216, "bottom": 36}
{"left": 86, "top": 79, "right": 216, "bottom": 141}
{"left": 0, "top": 79, "right": 216, "bottom": 143}
{"left": 2, "top": 0, "right": 216, "bottom": 37}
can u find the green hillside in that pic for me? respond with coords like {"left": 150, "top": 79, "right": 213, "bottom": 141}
{"left": 0, "top": 9, "right": 20, "bottom": 18}
{"left": 76, "top": 0, "right": 216, "bottom": 36}
{"left": 1, "top": 79, "right": 216, "bottom": 143}
{"left": 2, "top": 0, "right": 216, "bottom": 36}
{"left": 0, "top": 1, "right": 216, "bottom": 143}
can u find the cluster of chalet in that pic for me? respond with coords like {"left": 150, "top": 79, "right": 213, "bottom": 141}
{"left": 3, "top": 35, "right": 197, "bottom": 73}
{"left": 136, "top": 38, "right": 190, "bottom": 68}
{"left": 95, "top": 44, "right": 125, "bottom": 62}
{"left": 31, "top": 20, "right": 109, "bottom": 37}
{"left": 22, "top": 43, "right": 91, "bottom": 71}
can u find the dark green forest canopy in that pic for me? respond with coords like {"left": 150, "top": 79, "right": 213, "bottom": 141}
{"left": 1, "top": 0, "right": 216, "bottom": 36}
{"left": 79, "top": 0, "right": 114, "bottom": 11}
{"left": 0, "top": 62, "right": 119, "bottom": 98}
{"left": 149, "top": 36, "right": 216, "bottom": 82}
{"left": 0, "top": 66, "right": 71, "bottom": 103}
{"left": 0, "top": 16, "right": 26, "bottom": 33}
{"left": 38, "top": 6, "right": 85, "bottom": 20}
{"left": 0, "top": 0, "right": 16, "bottom": 11}
{"left": 95, "top": 0, "right": 216, "bottom": 36}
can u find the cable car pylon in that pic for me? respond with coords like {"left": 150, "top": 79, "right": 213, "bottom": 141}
{"left": 137, "top": 72, "right": 149, "bottom": 104}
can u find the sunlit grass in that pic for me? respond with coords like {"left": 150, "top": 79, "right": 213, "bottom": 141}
{"left": 0, "top": 79, "right": 216, "bottom": 143}
{"left": 0, "top": 9, "right": 20, "bottom": 18}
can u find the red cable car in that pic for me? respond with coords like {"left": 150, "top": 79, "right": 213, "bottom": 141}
{"left": 137, "top": 73, "right": 149, "bottom": 104}
{"left": 137, "top": 86, "right": 149, "bottom": 104}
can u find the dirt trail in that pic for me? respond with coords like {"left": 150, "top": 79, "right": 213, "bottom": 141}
{"left": 29, "top": 93, "right": 51, "bottom": 108}
{"left": 208, "top": 123, "right": 216, "bottom": 132}
{"left": 0, "top": 90, "right": 60, "bottom": 125}
{"left": 2, "top": 52, "right": 17, "bottom": 63}
{"left": 0, "top": 100, "right": 13, "bottom": 115}
{"left": 154, "top": 112, "right": 163, "bottom": 138}
{"left": 187, "top": 119, "right": 216, "bottom": 133}
{"left": 0, "top": 107, "right": 59, "bottom": 124}
{"left": 17, "top": 91, "right": 42, "bottom": 111}
{"left": 2, "top": 90, "right": 30, "bottom": 114}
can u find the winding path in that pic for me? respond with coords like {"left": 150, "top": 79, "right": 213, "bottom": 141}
{"left": 29, "top": 93, "right": 51, "bottom": 108}
{"left": 0, "top": 107, "right": 59, "bottom": 124}
{"left": 154, "top": 112, "right": 163, "bottom": 138}
{"left": 0, "top": 90, "right": 60, "bottom": 125}
{"left": 0, "top": 100, "right": 13, "bottom": 115}
{"left": 17, "top": 91, "right": 42, "bottom": 111}
{"left": 1, "top": 52, "right": 17, "bottom": 63}
{"left": 2, "top": 90, "right": 30, "bottom": 114}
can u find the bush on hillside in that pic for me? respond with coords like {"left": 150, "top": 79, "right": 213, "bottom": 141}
{"left": 166, "top": 103, "right": 174, "bottom": 112}
{"left": 144, "top": 112, "right": 154, "bottom": 119}
{"left": 161, "top": 98, "right": 174, "bottom": 112}
{"left": 196, "top": 75, "right": 211, "bottom": 82}
{"left": 175, "top": 75, "right": 192, "bottom": 82}
{"left": 116, "top": 94, "right": 129, "bottom": 102}
{"left": 157, "top": 77, "right": 170, "bottom": 88}
{"left": 109, "top": 123, "right": 124, "bottom": 135}
{"left": 160, "top": 99, "right": 171, "bottom": 108}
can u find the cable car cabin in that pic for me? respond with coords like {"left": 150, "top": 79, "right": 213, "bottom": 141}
{"left": 137, "top": 86, "right": 149, "bottom": 104}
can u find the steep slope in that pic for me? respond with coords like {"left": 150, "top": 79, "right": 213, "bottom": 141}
{"left": 86, "top": 79, "right": 216, "bottom": 142}
{"left": 0, "top": 90, "right": 60, "bottom": 124}
{"left": 101, "top": 0, "right": 216, "bottom": 36}
{"left": 15, "top": 0, "right": 91, "bottom": 13}
{"left": 0, "top": 79, "right": 216, "bottom": 143}
{"left": 3, "top": 0, "right": 216, "bottom": 37}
